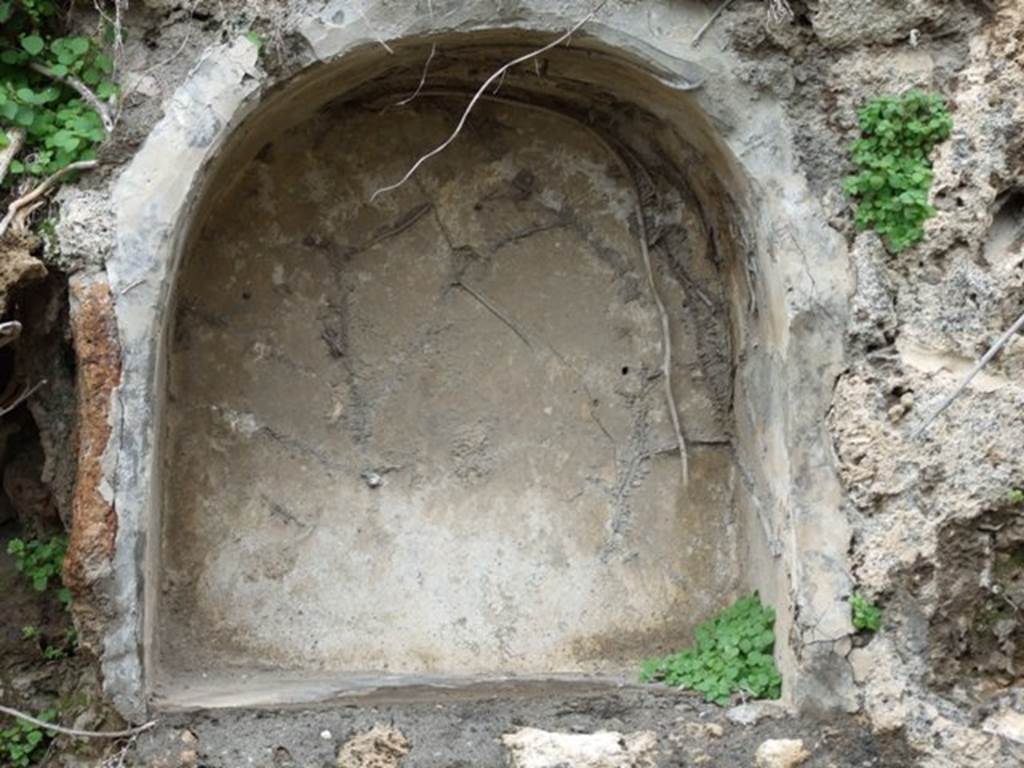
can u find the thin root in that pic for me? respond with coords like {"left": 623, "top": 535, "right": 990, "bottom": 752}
{"left": 0, "top": 705, "right": 157, "bottom": 740}
{"left": 370, "top": 0, "right": 608, "bottom": 201}
{"left": 0, "top": 160, "right": 98, "bottom": 239}
{"left": 913, "top": 308, "right": 1024, "bottom": 439}
{"left": 0, "top": 379, "right": 48, "bottom": 418}
{"left": 630, "top": 173, "right": 689, "bottom": 486}
{"left": 692, "top": 0, "right": 736, "bottom": 46}
{"left": 393, "top": 44, "right": 438, "bottom": 108}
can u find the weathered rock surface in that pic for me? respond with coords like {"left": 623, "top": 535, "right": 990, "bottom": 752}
{"left": 502, "top": 728, "right": 657, "bottom": 768}
{"left": 824, "top": 3, "right": 1024, "bottom": 765}
{"left": 726, "top": 701, "right": 790, "bottom": 727}
{"left": 983, "top": 708, "right": 1024, "bottom": 747}
{"left": 810, "top": 0, "right": 976, "bottom": 48}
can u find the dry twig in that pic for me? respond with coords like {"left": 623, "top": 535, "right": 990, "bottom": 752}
{"left": 0, "top": 705, "right": 156, "bottom": 739}
{"left": 370, "top": 0, "right": 607, "bottom": 201}
{"left": 0, "top": 160, "right": 98, "bottom": 238}
{"left": 100, "top": 734, "right": 138, "bottom": 768}
{"left": 0, "top": 379, "right": 48, "bottom": 418}
{"left": 0, "top": 128, "right": 26, "bottom": 187}
{"left": 0, "top": 321, "right": 22, "bottom": 349}
{"left": 766, "top": 0, "right": 795, "bottom": 24}
{"left": 30, "top": 63, "right": 114, "bottom": 133}
{"left": 913, "top": 308, "right": 1024, "bottom": 439}
{"left": 90, "top": 0, "right": 125, "bottom": 73}
{"left": 691, "top": 0, "right": 735, "bottom": 46}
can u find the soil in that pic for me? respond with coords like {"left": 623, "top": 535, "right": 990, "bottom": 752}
{"left": 0, "top": 523, "right": 69, "bottom": 693}
{"left": 133, "top": 688, "right": 918, "bottom": 767}
{"left": 0, "top": 521, "right": 103, "bottom": 767}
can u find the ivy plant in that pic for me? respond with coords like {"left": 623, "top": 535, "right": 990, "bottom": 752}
{"left": 843, "top": 90, "right": 953, "bottom": 252}
{"left": 640, "top": 594, "right": 782, "bottom": 705}
{"left": 0, "top": 0, "right": 116, "bottom": 185}
{"left": 0, "top": 709, "right": 54, "bottom": 768}
{"left": 851, "top": 592, "right": 882, "bottom": 633}
{"left": 6, "top": 535, "right": 71, "bottom": 608}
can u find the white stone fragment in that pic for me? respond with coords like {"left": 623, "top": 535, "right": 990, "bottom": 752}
{"left": 982, "top": 708, "right": 1024, "bottom": 745}
{"left": 754, "top": 738, "right": 810, "bottom": 768}
{"left": 502, "top": 728, "right": 658, "bottom": 768}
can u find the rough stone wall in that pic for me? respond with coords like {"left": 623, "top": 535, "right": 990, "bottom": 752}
{"left": 29, "top": 0, "right": 1023, "bottom": 765}
{"left": 730, "top": 0, "right": 1024, "bottom": 764}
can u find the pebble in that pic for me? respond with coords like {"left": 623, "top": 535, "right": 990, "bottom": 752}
{"left": 754, "top": 738, "right": 811, "bottom": 768}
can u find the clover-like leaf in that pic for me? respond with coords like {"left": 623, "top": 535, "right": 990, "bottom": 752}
{"left": 20, "top": 35, "right": 44, "bottom": 55}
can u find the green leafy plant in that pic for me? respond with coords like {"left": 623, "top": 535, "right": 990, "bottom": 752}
{"left": 43, "top": 643, "right": 66, "bottom": 660}
{"left": 1009, "top": 488, "right": 1024, "bottom": 506}
{"left": 244, "top": 30, "right": 264, "bottom": 51}
{"left": 640, "top": 594, "right": 782, "bottom": 705}
{"left": 6, "top": 535, "right": 71, "bottom": 607}
{"left": 22, "top": 622, "right": 76, "bottom": 660}
{"left": 42, "top": 626, "right": 76, "bottom": 660}
{"left": 843, "top": 90, "right": 953, "bottom": 252}
{"left": 0, "top": 709, "right": 54, "bottom": 768}
{"left": 0, "top": 1, "right": 116, "bottom": 187}
{"left": 851, "top": 592, "right": 882, "bottom": 633}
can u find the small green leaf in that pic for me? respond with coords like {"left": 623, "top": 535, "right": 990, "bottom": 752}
{"left": 14, "top": 105, "right": 35, "bottom": 127}
{"left": 67, "top": 37, "right": 91, "bottom": 56}
{"left": 21, "top": 35, "right": 45, "bottom": 56}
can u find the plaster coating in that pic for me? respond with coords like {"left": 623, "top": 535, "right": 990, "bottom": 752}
{"left": 159, "top": 95, "right": 738, "bottom": 680}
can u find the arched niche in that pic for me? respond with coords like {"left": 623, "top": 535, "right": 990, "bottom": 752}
{"left": 103, "top": 4, "right": 853, "bottom": 716}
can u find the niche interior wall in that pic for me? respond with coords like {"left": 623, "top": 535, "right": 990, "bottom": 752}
{"left": 94, "top": 1, "right": 855, "bottom": 717}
